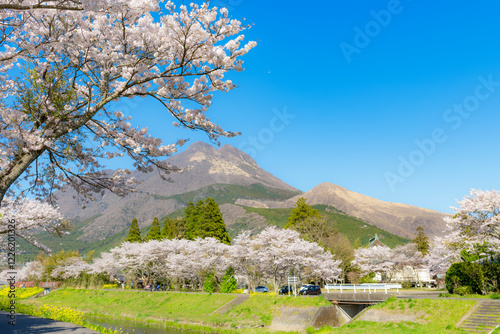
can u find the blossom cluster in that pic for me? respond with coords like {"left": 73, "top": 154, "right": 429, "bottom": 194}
{"left": 8, "top": 227, "right": 342, "bottom": 290}
{"left": 0, "top": 0, "right": 256, "bottom": 206}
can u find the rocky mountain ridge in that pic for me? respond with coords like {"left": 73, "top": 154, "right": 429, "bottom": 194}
{"left": 55, "top": 141, "right": 300, "bottom": 241}
{"left": 55, "top": 141, "right": 446, "bottom": 241}
{"left": 236, "top": 182, "right": 447, "bottom": 238}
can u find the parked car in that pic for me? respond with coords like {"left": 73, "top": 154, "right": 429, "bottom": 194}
{"left": 298, "top": 284, "right": 314, "bottom": 293}
{"left": 255, "top": 286, "right": 269, "bottom": 293}
{"left": 298, "top": 285, "right": 321, "bottom": 295}
{"left": 279, "top": 285, "right": 292, "bottom": 295}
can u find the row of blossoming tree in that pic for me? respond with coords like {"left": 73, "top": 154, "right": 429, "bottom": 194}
{"left": 354, "top": 189, "right": 500, "bottom": 294}
{"left": 3, "top": 226, "right": 341, "bottom": 293}
{"left": 4, "top": 189, "right": 498, "bottom": 293}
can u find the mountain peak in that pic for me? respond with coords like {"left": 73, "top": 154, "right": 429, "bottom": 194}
{"left": 184, "top": 141, "right": 216, "bottom": 153}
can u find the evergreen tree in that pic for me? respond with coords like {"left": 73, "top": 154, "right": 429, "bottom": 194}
{"left": 220, "top": 267, "right": 238, "bottom": 293}
{"left": 174, "top": 218, "right": 187, "bottom": 239}
{"left": 285, "top": 197, "right": 321, "bottom": 229}
{"left": 183, "top": 198, "right": 230, "bottom": 243}
{"left": 125, "top": 218, "right": 142, "bottom": 243}
{"left": 161, "top": 217, "right": 187, "bottom": 240}
{"left": 145, "top": 217, "right": 162, "bottom": 241}
{"left": 413, "top": 226, "right": 430, "bottom": 256}
{"left": 185, "top": 201, "right": 203, "bottom": 240}
{"left": 201, "top": 198, "right": 231, "bottom": 244}
{"left": 161, "top": 217, "right": 175, "bottom": 240}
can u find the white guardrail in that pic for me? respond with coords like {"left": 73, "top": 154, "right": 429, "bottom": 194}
{"left": 325, "top": 283, "right": 402, "bottom": 294}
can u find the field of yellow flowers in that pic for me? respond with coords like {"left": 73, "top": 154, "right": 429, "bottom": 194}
{"left": 0, "top": 286, "right": 122, "bottom": 334}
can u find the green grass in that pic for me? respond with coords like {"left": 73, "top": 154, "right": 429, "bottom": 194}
{"left": 20, "top": 288, "right": 329, "bottom": 331}
{"left": 212, "top": 294, "right": 330, "bottom": 327}
{"left": 308, "top": 296, "right": 477, "bottom": 333}
{"left": 439, "top": 292, "right": 500, "bottom": 299}
{"left": 9, "top": 288, "right": 484, "bottom": 334}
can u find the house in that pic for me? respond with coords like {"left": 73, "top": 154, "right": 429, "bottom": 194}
{"left": 367, "top": 234, "right": 386, "bottom": 248}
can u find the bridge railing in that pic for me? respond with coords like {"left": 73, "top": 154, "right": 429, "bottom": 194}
{"left": 325, "top": 283, "right": 402, "bottom": 294}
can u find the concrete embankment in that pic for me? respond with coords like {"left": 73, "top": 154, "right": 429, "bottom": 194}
{"left": 270, "top": 305, "right": 348, "bottom": 331}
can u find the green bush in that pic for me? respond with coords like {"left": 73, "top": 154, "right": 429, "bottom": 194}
{"left": 220, "top": 267, "right": 237, "bottom": 293}
{"left": 401, "top": 281, "right": 413, "bottom": 289}
{"left": 203, "top": 272, "right": 217, "bottom": 293}
{"left": 445, "top": 262, "right": 485, "bottom": 295}
{"left": 454, "top": 286, "right": 473, "bottom": 296}
{"left": 360, "top": 272, "right": 376, "bottom": 284}
{"left": 481, "top": 261, "right": 500, "bottom": 293}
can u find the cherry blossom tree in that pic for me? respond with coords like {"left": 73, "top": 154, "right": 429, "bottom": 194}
{"left": 0, "top": 0, "right": 255, "bottom": 251}
{"left": 392, "top": 243, "right": 426, "bottom": 287}
{"left": 424, "top": 236, "right": 460, "bottom": 277}
{"left": 0, "top": 1, "right": 255, "bottom": 204}
{"left": 0, "top": 260, "right": 44, "bottom": 282}
{"left": 0, "top": 197, "right": 66, "bottom": 253}
{"left": 34, "top": 227, "right": 340, "bottom": 291}
{"left": 230, "top": 231, "right": 266, "bottom": 293}
{"left": 443, "top": 189, "right": 500, "bottom": 254}
{"left": 232, "top": 227, "right": 341, "bottom": 293}
{"left": 354, "top": 245, "right": 395, "bottom": 281}
{"left": 50, "top": 256, "right": 91, "bottom": 280}
{"left": 252, "top": 226, "right": 295, "bottom": 292}
{"left": 88, "top": 251, "right": 120, "bottom": 278}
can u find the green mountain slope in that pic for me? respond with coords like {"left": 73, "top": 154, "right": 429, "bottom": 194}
{"left": 237, "top": 204, "right": 409, "bottom": 248}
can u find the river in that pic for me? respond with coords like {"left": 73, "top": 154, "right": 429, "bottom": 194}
{"left": 89, "top": 317, "right": 187, "bottom": 334}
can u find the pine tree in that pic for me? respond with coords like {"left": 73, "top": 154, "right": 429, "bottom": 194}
{"left": 145, "top": 217, "right": 162, "bottom": 241}
{"left": 201, "top": 198, "right": 231, "bottom": 244}
{"left": 285, "top": 197, "right": 321, "bottom": 229}
{"left": 125, "top": 218, "right": 142, "bottom": 243}
{"left": 161, "top": 217, "right": 175, "bottom": 239}
{"left": 185, "top": 201, "right": 203, "bottom": 240}
{"left": 413, "top": 226, "right": 430, "bottom": 256}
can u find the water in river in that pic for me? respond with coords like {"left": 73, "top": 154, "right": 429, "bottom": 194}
{"left": 89, "top": 317, "right": 185, "bottom": 334}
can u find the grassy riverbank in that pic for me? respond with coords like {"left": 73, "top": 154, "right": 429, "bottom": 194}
{"left": 19, "top": 288, "right": 330, "bottom": 333}
{"left": 4, "top": 288, "right": 487, "bottom": 333}
{"left": 310, "top": 296, "right": 477, "bottom": 334}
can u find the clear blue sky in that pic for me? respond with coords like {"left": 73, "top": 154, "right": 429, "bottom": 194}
{"left": 116, "top": 0, "right": 500, "bottom": 213}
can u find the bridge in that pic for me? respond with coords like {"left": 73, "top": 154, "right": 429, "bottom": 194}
{"left": 322, "top": 284, "right": 402, "bottom": 319}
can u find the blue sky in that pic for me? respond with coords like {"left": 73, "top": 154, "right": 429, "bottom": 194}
{"left": 119, "top": 0, "right": 500, "bottom": 213}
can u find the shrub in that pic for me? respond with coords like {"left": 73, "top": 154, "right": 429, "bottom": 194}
{"left": 445, "top": 262, "right": 485, "bottom": 294}
{"left": 454, "top": 286, "right": 473, "bottom": 296}
{"left": 220, "top": 267, "right": 237, "bottom": 293}
{"left": 401, "top": 281, "right": 413, "bottom": 289}
{"left": 203, "top": 272, "right": 217, "bottom": 293}
{"left": 481, "top": 261, "right": 500, "bottom": 293}
{"left": 359, "top": 272, "right": 376, "bottom": 284}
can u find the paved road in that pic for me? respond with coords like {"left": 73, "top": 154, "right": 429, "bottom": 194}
{"left": 0, "top": 311, "right": 98, "bottom": 334}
